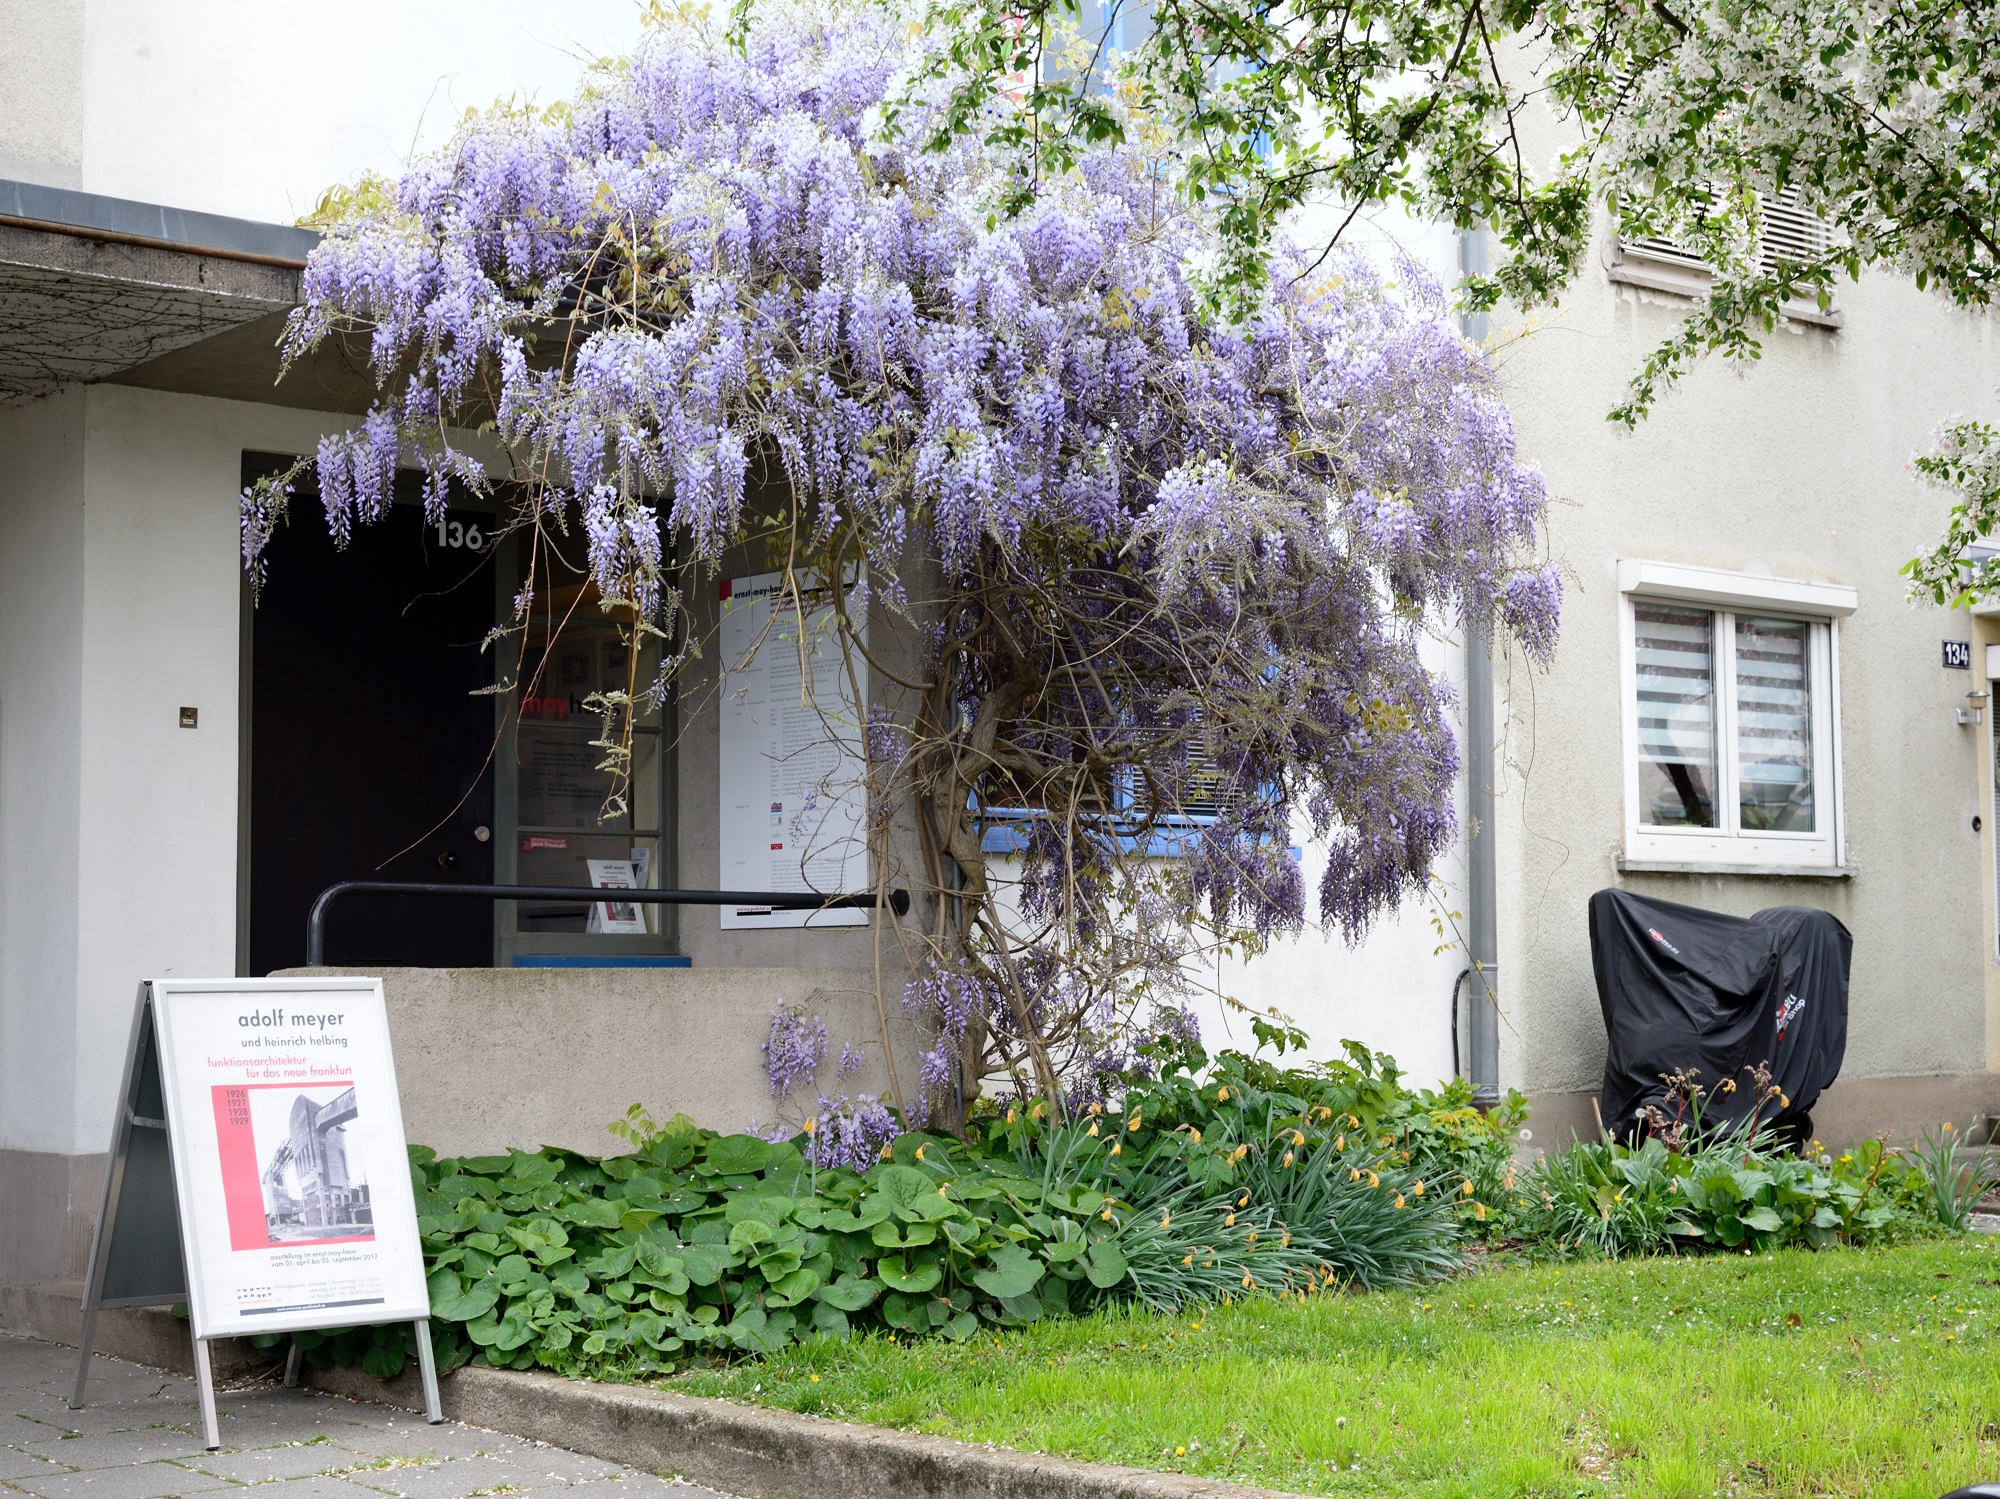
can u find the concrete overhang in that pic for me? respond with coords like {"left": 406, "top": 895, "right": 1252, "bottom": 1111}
{"left": 0, "top": 178, "right": 376, "bottom": 413}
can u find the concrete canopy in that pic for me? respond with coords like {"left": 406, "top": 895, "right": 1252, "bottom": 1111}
{"left": 0, "top": 178, "right": 374, "bottom": 412}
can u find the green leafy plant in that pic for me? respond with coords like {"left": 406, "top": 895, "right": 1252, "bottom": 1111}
{"left": 1909, "top": 1123, "right": 2000, "bottom": 1232}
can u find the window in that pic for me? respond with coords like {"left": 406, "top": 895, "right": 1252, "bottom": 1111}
{"left": 1619, "top": 560, "right": 1853, "bottom": 870}
{"left": 1608, "top": 186, "right": 1842, "bottom": 328}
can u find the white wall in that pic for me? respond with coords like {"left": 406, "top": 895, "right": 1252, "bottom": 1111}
{"left": 0, "top": 0, "right": 84, "bottom": 188}
{"left": 77, "top": 1, "right": 642, "bottom": 223}
{"left": 2, "top": 387, "right": 382, "bottom": 1158}
{"left": 0, "top": 388, "right": 86, "bottom": 1156}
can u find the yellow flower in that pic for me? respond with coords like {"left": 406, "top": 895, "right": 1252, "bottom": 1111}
{"left": 1160, "top": 1212, "right": 1171, "bottom": 1228}
{"left": 1006, "top": 1107, "right": 1017, "bottom": 1124}
{"left": 1413, "top": 1180, "right": 1425, "bottom": 1196}
{"left": 1231, "top": 1144, "right": 1248, "bottom": 1164}
{"left": 1175, "top": 1446, "right": 1186, "bottom": 1457}
{"left": 1475, "top": 1202, "right": 1487, "bottom": 1220}
{"left": 915, "top": 1144, "right": 927, "bottom": 1160}
{"left": 1189, "top": 1128, "right": 1202, "bottom": 1144}
{"left": 1461, "top": 1179, "right": 1475, "bottom": 1196}
{"left": 1102, "top": 1205, "right": 1115, "bottom": 1221}
{"left": 810, "top": 1374, "right": 820, "bottom": 1383}
{"left": 1091, "top": 1101, "right": 1104, "bottom": 1115}
{"left": 1111, "top": 1141, "right": 1122, "bottom": 1156}
{"left": 880, "top": 1143, "right": 894, "bottom": 1160}
{"left": 940, "top": 1182, "right": 951, "bottom": 1196}
{"left": 1281, "top": 1232, "right": 1290, "bottom": 1248}
{"left": 1128, "top": 1115, "right": 1142, "bottom": 1132}
{"left": 1088, "top": 1121, "right": 1100, "bottom": 1137}
{"left": 1217, "top": 1086, "right": 1230, "bottom": 1102}
{"left": 1394, "top": 1194, "right": 1406, "bottom": 1210}
{"left": 1241, "top": 1273, "right": 1255, "bottom": 1288}
{"left": 1226, "top": 1212, "right": 1236, "bottom": 1227}
{"left": 1282, "top": 1150, "right": 1295, "bottom": 1168}
{"left": 1336, "top": 1134, "right": 1346, "bottom": 1150}
{"left": 1368, "top": 1172, "right": 1380, "bottom": 1188}
{"left": 804, "top": 1116, "right": 817, "bottom": 1134}
{"left": 1183, "top": 1253, "right": 1194, "bottom": 1266}
{"left": 1248, "top": 1230, "right": 1258, "bottom": 1245}
{"left": 1291, "top": 1130, "right": 1305, "bottom": 1147}
{"left": 1350, "top": 1167, "right": 1361, "bottom": 1181}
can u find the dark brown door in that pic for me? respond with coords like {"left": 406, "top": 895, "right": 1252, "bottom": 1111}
{"left": 247, "top": 454, "right": 497, "bottom": 973}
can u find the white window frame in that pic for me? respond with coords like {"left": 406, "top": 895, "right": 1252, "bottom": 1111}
{"left": 1618, "top": 560, "right": 1854, "bottom": 871}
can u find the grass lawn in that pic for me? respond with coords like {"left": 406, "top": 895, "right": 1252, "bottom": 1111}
{"left": 665, "top": 1236, "right": 2000, "bottom": 1498}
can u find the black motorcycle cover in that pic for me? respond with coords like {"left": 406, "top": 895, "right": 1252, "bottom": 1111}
{"left": 1588, "top": 889, "right": 1850, "bottom": 1145}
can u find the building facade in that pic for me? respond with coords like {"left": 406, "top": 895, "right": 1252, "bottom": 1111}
{"left": 5, "top": 3, "right": 2000, "bottom": 1312}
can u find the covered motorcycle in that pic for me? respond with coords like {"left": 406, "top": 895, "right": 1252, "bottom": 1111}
{"left": 1588, "top": 888, "right": 1850, "bottom": 1146}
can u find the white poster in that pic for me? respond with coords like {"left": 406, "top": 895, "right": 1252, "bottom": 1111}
{"left": 583, "top": 858, "right": 647, "bottom": 934}
{"left": 718, "top": 572, "right": 870, "bottom": 928}
{"left": 149, "top": 977, "right": 430, "bottom": 1339}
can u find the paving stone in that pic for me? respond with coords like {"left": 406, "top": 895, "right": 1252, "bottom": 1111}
{"left": 0, "top": 1340, "right": 744, "bottom": 1499}
{"left": 2, "top": 1459, "right": 240, "bottom": 1499}
{"left": 338, "top": 1455, "right": 577, "bottom": 1499}
{"left": 0, "top": 1449, "right": 70, "bottom": 1482}
{"left": 7, "top": 1428, "right": 215, "bottom": 1466}
{"left": 169, "top": 1446, "right": 354, "bottom": 1485}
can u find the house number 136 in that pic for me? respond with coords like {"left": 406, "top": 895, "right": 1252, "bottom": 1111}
{"left": 435, "top": 518, "right": 484, "bottom": 550}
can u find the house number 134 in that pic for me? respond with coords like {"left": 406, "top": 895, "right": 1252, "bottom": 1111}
{"left": 435, "top": 518, "right": 485, "bottom": 550}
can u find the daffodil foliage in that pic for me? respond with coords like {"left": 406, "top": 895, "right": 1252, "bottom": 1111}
{"left": 246, "top": 2, "right": 1555, "bottom": 1116}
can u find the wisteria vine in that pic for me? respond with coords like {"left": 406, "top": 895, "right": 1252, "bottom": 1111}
{"left": 247, "top": 0, "right": 1559, "bottom": 1130}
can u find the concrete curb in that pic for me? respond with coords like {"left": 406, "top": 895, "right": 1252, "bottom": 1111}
{"left": 301, "top": 1361, "right": 1303, "bottom": 1499}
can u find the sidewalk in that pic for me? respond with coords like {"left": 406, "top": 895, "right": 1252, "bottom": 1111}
{"left": 0, "top": 1335, "right": 738, "bottom": 1499}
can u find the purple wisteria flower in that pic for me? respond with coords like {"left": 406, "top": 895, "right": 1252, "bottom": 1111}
{"left": 253, "top": 0, "right": 1560, "bottom": 1106}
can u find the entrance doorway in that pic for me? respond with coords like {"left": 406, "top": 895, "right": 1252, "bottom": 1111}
{"left": 244, "top": 453, "right": 498, "bottom": 973}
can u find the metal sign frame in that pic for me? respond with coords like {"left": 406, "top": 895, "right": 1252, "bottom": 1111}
{"left": 70, "top": 981, "right": 441, "bottom": 1449}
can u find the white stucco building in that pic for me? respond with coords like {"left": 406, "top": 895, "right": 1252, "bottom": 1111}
{"left": 5, "top": 1, "right": 2000, "bottom": 1317}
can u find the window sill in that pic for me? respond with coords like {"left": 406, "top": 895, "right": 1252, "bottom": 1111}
{"left": 1605, "top": 257, "right": 1844, "bottom": 329}
{"left": 1616, "top": 857, "right": 1854, "bottom": 880}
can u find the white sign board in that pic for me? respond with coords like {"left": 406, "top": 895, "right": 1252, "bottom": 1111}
{"left": 149, "top": 977, "right": 430, "bottom": 1339}
{"left": 718, "top": 572, "right": 870, "bottom": 928}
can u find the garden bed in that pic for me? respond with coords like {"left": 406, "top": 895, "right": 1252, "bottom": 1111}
{"left": 664, "top": 1237, "right": 2000, "bottom": 1498}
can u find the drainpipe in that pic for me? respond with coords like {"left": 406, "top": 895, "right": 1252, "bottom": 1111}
{"left": 1465, "top": 627, "right": 1500, "bottom": 1108}
{"left": 1459, "top": 228, "right": 1499, "bottom": 1107}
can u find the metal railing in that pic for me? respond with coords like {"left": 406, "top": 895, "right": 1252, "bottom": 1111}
{"left": 304, "top": 881, "right": 911, "bottom": 966}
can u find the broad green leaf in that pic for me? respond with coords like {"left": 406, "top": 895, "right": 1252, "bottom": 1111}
{"left": 872, "top": 1219, "right": 938, "bottom": 1250}
{"left": 810, "top": 1302, "right": 851, "bottom": 1339}
{"left": 879, "top": 1291, "right": 930, "bottom": 1332}
{"left": 562, "top": 1197, "right": 625, "bottom": 1230}
{"left": 727, "top": 1193, "right": 796, "bottom": 1227}
{"left": 678, "top": 1243, "right": 742, "bottom": 1286}
{"left": 971, "top": 1244, "right": 1045, "bottom": 1300}
{"left": 1742, "top": 1205, "right": 1784, "bottom": 1233}
{"left": 814, "top": 1272, "right": 881, "bottom": 1311}
{"left": 943, "top": 1310, "right": 980, "bottom": 1341}
{"left": 706, "top": 1135, "right": 774, "bottom": 1176}
{"left": 876, "top": 1252, "right": 943, "bottom": 1294}
{"left": 548, "top": 1264, "right": 589, "bottom": 1297}
{"left": 1084, "top": 1238, "right": 1129, "bottom": 1289}
{"left": 582, "top": 1245, "right": 637, "bottom": 1280}
{"left": 764, "top": 1267, "right": 822, "bottom": 1307}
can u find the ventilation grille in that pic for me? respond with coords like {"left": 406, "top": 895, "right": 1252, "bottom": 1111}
{"left": 1622, "top": 186, "right": 1830, "bottom": 276}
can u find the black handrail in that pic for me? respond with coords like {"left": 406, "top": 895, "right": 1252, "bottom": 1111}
{"left": 305, "top": 881, "right": 911, "bottom": 966}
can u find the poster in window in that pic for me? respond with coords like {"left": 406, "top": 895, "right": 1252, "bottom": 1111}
{"left": 717, "top": 573, "right": 870, "bottom": 928}
{"left": 149, "top": 978, "right": 430, "bottom": 1339}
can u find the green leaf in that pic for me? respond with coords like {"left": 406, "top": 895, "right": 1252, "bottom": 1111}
{"left": 706, "top": 1135, "right": 774, "bottom": 1176}
{"left": 361, "top": 1343, "right": 406, "bottom": 1379}
{"left": 873, "top": 1166, "right": 935, "bottom": 1216}
{"left": 1812, "top": 1206, "right": 1843, "bottom": 1229}
{"left": 814, "top": 1272, "right": 881, "bottom": 1311}
{"left": 971, "top": 1244, "right": 1045, "bottom": 1300}
{"left": 764, "top": 1267, "right": 822, "bottom": 1307}
{"left": 877, "top": 1253, "right": 943, "bottom": 1294}
{"left": 872, "top": 1219, "right": 939, "bottom": 1250}
{"left": 583, "top": 1244, "right": 638, "bottom": 1280}
{"left": 727, "top": 1193, "right": 796, "bottom": 1226}
{"left": 943, "top": 1310, "right": 980, "bottom": 1341}
{"left": 549, "top": 1264, "right": 590, "bottom": 1297}
{"left": 429, "top": 1273, "right": 500, "bottom": 1324}
{"left": 879, "top": 1291, "right": 930, "bottom": 1332}
{"left": 678, "top": 1243, "right": 742, "bottom": 1286}
{"left": 1742, "top": 1205, "right": 1784, "bottom": 1233}
{"left": 810, "top": 1302, "right": 852, "bottom": 1339}
{"left": 1084, "top": 1238, "right": 1129, "bottom": 1289}
{"left": 562, "top": 1197, "right": 625, "bottom": 1230}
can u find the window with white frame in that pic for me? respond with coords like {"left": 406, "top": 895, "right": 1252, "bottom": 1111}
{"left": 1618, "top": 561, "right": 1853, "bottom": 869}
